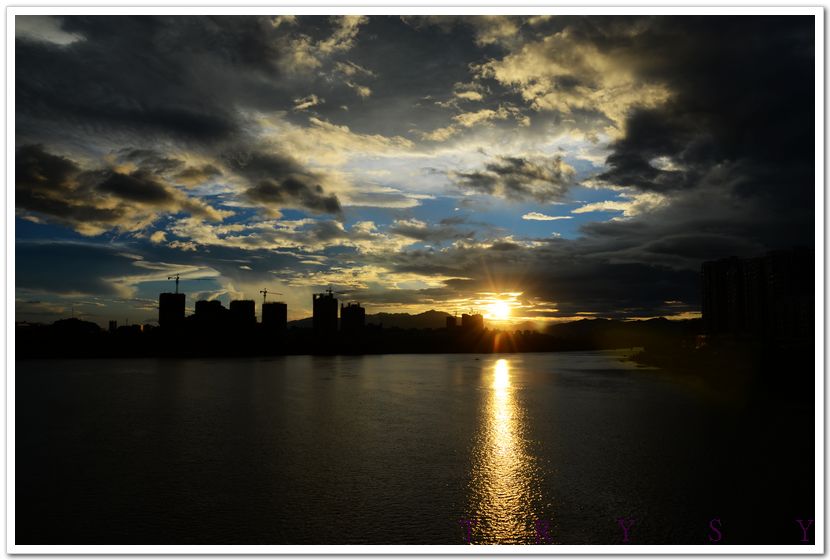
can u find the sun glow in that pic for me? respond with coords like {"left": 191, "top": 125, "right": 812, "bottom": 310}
{"left": 486, "top": 300, "right": 511, "bottom": 321}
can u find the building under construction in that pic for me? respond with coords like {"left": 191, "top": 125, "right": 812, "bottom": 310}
{"left": 313, "top": 289, "right": 338, "bottom": 334}
{"left": 340, "top": 302, "right": 365, "bottom": 332}
{"left": 701, "top": 248, "right": 812, "bottom": 341}
{"left": 229, "top": 300, "right": 256, "bottom": 326}
{"left": 159, "top": 293, "right": 185, "bottom": 327}
{"left": 461, "top": 313, "right": 484, "bottom": 331}
{"left": 262, "top": 301, "right": 288, "bottom": 331}
{"left": 194, "top": 299, "right": 227, "bottom": 323}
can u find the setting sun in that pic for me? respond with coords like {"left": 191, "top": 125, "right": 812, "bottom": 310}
{"left": 486, "top": 300, "right": 511, "bottom": 321}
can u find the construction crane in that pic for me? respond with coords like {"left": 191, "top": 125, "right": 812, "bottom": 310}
{"left": 168, "top": 274, "right": 181, "bottom": 294}
{"left": 313, "top": 286, "right": 348, "bottom": 300}
{"left": 259, "top": 289, "right": 283, "bottom": 304}
{"left": 167, "top": 274, "right": 209, "bottom": 294}
{"left": 326, "top": 285, "right": 349, "bottom": 295}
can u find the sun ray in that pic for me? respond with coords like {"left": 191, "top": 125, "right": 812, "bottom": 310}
{"left": 486, "top": 300, "right": 511, "bottom": 320}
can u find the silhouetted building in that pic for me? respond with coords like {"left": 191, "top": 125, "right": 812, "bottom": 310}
{"left": 229, "top": 300, "right": 256, "bottom": 326}
{"left": 313, "top": 289, "right": 338, "bottom": 334}
{"left": 340, "top": 302, "right": 365, "bottom": 332}
{"left": 262, "top": 301, "right": 288, "bottom": 331}
{"left": 108, "top": 320, "right": 117, "bottom": 333}
{"left": 446, "top": 315, "right": 457, "bottom": 329}
{"left": 461, "top": 313, "right": 484, "bottom": 331}
{"left": 195, "top": 299, "right": 227, "bottom": 322}
{"left": 117, "top": 324, "right": 142, "bottom": 335}
{"left": 159, "top": 292, "right": 185, "bottom": 328}
{"left": 702, "top": 248, "right": 812, "bottom": 341}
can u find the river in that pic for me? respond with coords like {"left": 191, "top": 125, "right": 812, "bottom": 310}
{"left": 15, "top": 351, "right": 814, "bottom": 544}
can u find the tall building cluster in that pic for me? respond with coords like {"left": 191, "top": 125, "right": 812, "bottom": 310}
{"left": 311, "top": 289, "right": 366, "bottom": 334}
{"left": 157, "top": 287, "right": 367, "bottom": 334}
{"left": 701, "top": 248, "right": 812, "bottom": 341}
{"left": 444, "top": 313, "right": 485, "bottom": 331}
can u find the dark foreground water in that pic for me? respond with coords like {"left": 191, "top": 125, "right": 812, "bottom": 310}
{"left": 16, "top": 352, "right": 814, "bottom": 545}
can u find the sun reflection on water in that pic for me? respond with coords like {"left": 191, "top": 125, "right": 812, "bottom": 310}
{"left": 493, "top": 359, "right": 510, "bottom": 392}
{"left": 468, "top": 358, "right": 540, "bottom": 544}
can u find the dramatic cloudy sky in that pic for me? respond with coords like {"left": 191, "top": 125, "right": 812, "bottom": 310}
{"left": 14, "top": 14, "right": 815, "bottom": 327}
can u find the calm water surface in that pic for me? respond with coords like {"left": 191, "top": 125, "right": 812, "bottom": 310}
{"left": 16, "top": 352, "right": 813, "bottom": 544}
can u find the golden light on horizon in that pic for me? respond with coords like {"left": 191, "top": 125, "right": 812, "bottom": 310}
{"left": 485, "top": 300, "right": 512, "bottom": 321}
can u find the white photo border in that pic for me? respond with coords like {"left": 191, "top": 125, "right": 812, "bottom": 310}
{"left": 4, "top": 3, "right": 825, "bottom": 555}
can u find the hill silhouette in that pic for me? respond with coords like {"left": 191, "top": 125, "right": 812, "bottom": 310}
{"left": 288, "top": 309, "right": 452, "bottom": 330}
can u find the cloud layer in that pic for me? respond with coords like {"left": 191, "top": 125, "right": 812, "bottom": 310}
{"left": 14, "top": 15, "right": 815, "bottom": 325}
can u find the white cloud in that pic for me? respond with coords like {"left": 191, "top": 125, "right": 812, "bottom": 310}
{"left": 474, "top": 27, "right": 671, "bottom": 132}
{"left": 649, "top": 156, "right": 686, "bottom": 172}
{"left": 455, "top": 90, "right": 483, "bottom": 101}
{"left": 149, "top": 231, "right": 167, "bottom": 244}
{"left": 16, "top": 16, "right": 83, "bottom": 45}
{"left": 571, "top": 192, "right": 668, "bottom": 218}
{"left": 421, "top": 104, "right": 528, "bottom": 142}
{"left": 345, "top": 81, "right": 372, "bottom": 98}
{"left": 522, "top": 212, "right": 572, "bottom": 221}
{"left": 293, "top": 94, "right": 323, "bottom": 111}
{"left": 334, "top": 60, "right": 375, "bottom": 78}
{"left": 277, "top": 16, "right": 369, "bottom": 74}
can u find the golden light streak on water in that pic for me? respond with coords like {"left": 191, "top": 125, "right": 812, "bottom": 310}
{"left": 468, "top": 358, "right": 540, "bottom": 544}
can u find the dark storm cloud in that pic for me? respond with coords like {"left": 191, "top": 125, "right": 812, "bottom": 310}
{"left": 15, "top": 145, "right": 130, "bottom": 229}
{"left": 455, "top": 155, "right": 575, "bottom": 202}
{"left": 246, "top": 179, "right": 341, "bottom": 215}
{"left": 467, "top": 15, "right": 815, "bottom": 317}
{"left": 116, "top": 149, "right": 185, "bottom": 175}
{"left": 574, "top": 178, "right": 806, "bottom": 272}
{"left": 299, "top": 15, "right": 505, "bottom": 138}
{"left": 114, "top": 149, "right": 222, "bottom": 186}
{"left": 370, "top": 239, "right": 700, "bottom": 318}
{"left": 15, "top": 145, "right": 226, "bottom": 233}
{"left": 95, "top": 170, "right": 174, "bottom": 204}
{"left": 16, "top": 16, "right": 345, "bottom": 218}
{"left": 16, "top": 144, "right": 79, "bottom": 191}
{"left": 596, "top": 17, "right": 813, "bottom": 200}
{"left": 16, "top": 14, "right": 355, "bottom": 221}
{"left": 229, "top": 151, "right": 342, "bottom": 215}
{"left": 14, "top": 15, "right": 525, "bottom": 225}
{"left": 17, "top": 188, "right": 128, "bottom": 230}
{"left": 386, "top": 219, "right": 474, "bottom": 244}
{"left": 15, "top": 15, "right": 289, "bottom": 144}
{"left": 16, "top": 15, "right": 461, "bottom": 145}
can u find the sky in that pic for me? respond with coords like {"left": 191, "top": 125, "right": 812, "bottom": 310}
{"left": 14, "top": 14, "right": 816, "bottom": 328}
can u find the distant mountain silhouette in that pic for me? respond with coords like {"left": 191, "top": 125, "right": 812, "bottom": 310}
{"left": 510, "top": 320, "right": 541, "bottom": 332}
{"left": 51, "top": 318, "right": 102, "bottom": 335}
{"left": 546, "top": 317, "right": 701, "bottom": 349}
{"left": 289, "top": 309, "right": 452, "bottom": 330}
